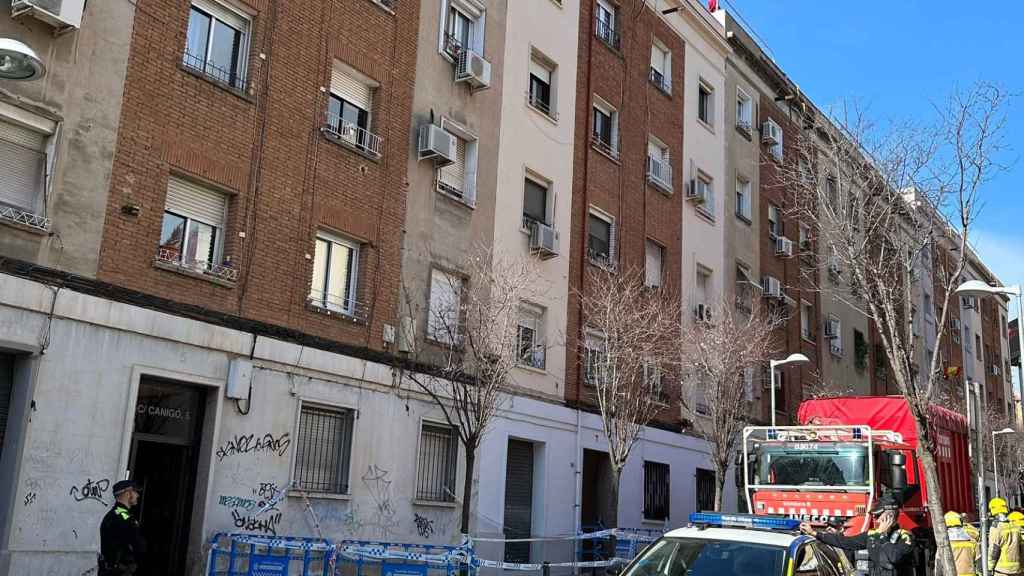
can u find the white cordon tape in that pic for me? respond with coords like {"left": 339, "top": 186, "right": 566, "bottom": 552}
{"left": 226, "top": 534, "right": 335, "bottom": 551}
{"left": 477, "top": 559, "right": 626, "bottom": 571}
{"left": 339, "top": 544, "right": 471, "bottom": 566}
{"left": 468, "top": 528, "right": 659, "bottom": 544}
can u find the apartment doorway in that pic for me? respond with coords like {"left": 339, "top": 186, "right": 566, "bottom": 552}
{"left": 504, "top": 439, "right": 534, "bottom": 563}
{"left": 129, "top": 378, "right": 206, "bottom": 576}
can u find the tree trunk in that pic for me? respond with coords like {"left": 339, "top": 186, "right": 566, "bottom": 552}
{"left": 713, "top": 465, "right": 726, "bottom": 512}
{"left": 917, "top": 432, "right": 956, "bottom": 576}
{"left": 461, "top": 447, "right": 476, "bottom": 537}
{"left": 608, "top": 467, "right": 621, "bottom": 561}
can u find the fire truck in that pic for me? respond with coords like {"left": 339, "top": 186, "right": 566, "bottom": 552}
{"left": 742, "top": 397, "right": 974, "bottom": 573}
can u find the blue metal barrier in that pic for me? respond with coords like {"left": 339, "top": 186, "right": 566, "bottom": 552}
{"left": 335, "top": 540, "right": 474, "bottom": 576}
{"left": 207, "top": 533, "right": 337, "bottom": 576}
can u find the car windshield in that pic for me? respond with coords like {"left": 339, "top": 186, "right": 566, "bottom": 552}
{"left": 624, "top": 537, "right": 786, "bottom": 576}
{"left": 755, "top": 442, "right": 869, "bottom": 487}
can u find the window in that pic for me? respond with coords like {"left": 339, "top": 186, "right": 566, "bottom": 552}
{"left": 645, "top": 240, "right": 664, "bottom": 288}
{"left": 695, "top": 172, "right": 714, "bottom": 218}
{"left": 592, "top": 98, "right": 619, "bottom": 158}
{"left": 767, "top": 204, "right": 781, "bottom": 238}
{"left": 428, "top": 269, "right": 464, "bottom": 344}
{"left": 773, "top": 368, "right": 786, "bottom": 415}
{"left": 416, "top": 422, "right": 458, "bottom": 502}
{"left": 735, "top": 263, "right": 753, "bottom": 313}
{"left": 646, "top": 137, "right": 672, "bottom": 192}
{"left": 310, "top": 231, "right": 360, "bottom": 315}
{"left": 442, "top": 0, "right": 484, "bottom": 56}
{"left": 522, "top": 175, "right": 550, "bottom": 229}
{"left": 975, "top": 334, "right": 982, "bottom": 360}
{"left": 643, "top": 360, "right": 664, "bottom": 399}
{"left": 736, "top": 87, "right": 753, "bottom": 132}
{"left": 517, "top": 304, "right": 546, "bottom": 370}
{"left": 595, "top": 0, "right": 619, "bottom": 49}
{"left": 583, "top": 331, "right": 607, "bottom": 386}
{"left": 735, "top": 176, "right": 751, "bottom": 222}
{"left": 644, "top": 461, "right": 670, "bottom": 521}
{"left": 964, "top": 326, "right": 972, "bottom": 353}
{"left": 184, "top": 0, "right": 249, "bottom": 89}
{"left": 695, "top": 468, "right": 715, "bottom": 512}
{"left": 327, "top": 62, "right": 382, "bottom": 157}
{"left": 695, "top": 266, "right": 711, "bottom": 309}
{"left": 158, "top": 176, "right": 228, "bottom": 275}
{"left": 528, "top": 53, "right": 556, "bottom": 119}
{"left": 799, "top": 222, "right": 811, "bottom": 250}
{"left": 767, "top": 120, "right": 784, "bottom": 161}
{"left": 649, "top": 41, "right": 671, "bottom": 92}
{"left": 923, "top": 292, "right": 932, "bottom": 319}
{"left": 587, "top": 209, "right": 615, "bottom": 267}
{"left": 697, "top": 80, "right": 714, "bottom": 127}
{"left": 435, "top": 119, "right": 478, "bottom": 206}
{"left": 825, "top": 176, "right": 838, "bottom": 206}
{"left": 801, "top": 300, "right": 814, "bottom": 341}
{"left": 0, "top": 106, "right": 55, "bottom": 228}
{"left": 854, "top": 329, "right": 868, "bottom": 370}
{"left": 828, "top": 316, "right": 843, "bottom": 357}
{"left": 294, "top": 404, "right": 355, "bottom": 495}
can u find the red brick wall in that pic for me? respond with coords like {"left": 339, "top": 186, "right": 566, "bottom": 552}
{"left": 98, "top": 0, "right": 418, "bottom": 350}
{"left": 565, "top": 1, "right": 685, "bottom": 417}
{"left": 933, "top": 244, "right": 965, "bottom": 402}
{"left": 758, "top": 95, "right": 820, "bottom": 423}
{"left": 981, "top": 296, "right": 1006, "bottom": 412}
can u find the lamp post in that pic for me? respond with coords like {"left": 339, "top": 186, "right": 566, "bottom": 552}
{"left": 769, "top": 353, "right": 810, "bottom": 427}
{"left": 992, "top": 428, "right": 1016, "bottom": 498}
{"left": 0, "top": 38, "right": 46, "bottom": 81}
{"left": 967, "top": 379, "right": 990, "bottom": 576}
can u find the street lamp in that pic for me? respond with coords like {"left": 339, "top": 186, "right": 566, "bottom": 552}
{"left": 992, "top": 428, "right": 1016, "bottom": 498}
{"left": 955, "top": 280, "right": 1023, "bottom": 428}
{"left": 0, "top": 38, "right": 46, "bottom": 81}
{"left": 770, "top": 353, "right": 810, "bottom": 427}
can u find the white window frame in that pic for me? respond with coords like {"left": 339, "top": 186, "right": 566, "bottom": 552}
{"left": 697, "top": 79, "right": 715, "bottom": 129}
{"left": 799, "top": 222, "right": 811, "bottom": 249}
{"left": 735, "top": 262, "right": 753, "bottom": 313}
{"left": 587, "top": 207, "right": 616, "bottom": 269}
{"left": 185, "top": 0, "right": 251, "bottom": 87}
{"left": 310, "top": 230, "right": 361, "bottom": 316}
{"left": 646, "top": 136, "right": 671, "bottom": 192}
{"left": 801, "top": 300, "right": 814, "bottom": 341}
{"left": 736, "top": 86, "right": 753, "bottom": 132}
{"left": 522, "top": 169, "right": 553, "bottom": 230}
{"left": 829, "top": 315, "right": 843, "bottom": 357}
{"left": 695, "top": 264, "right": 712, "bottom": 313}
{"left": 595, "top": 0, "right": 617, "bottom": 47}
{"left": 766, "top": 119, "right": 783, "bottom": 161}
{"left": 0, "top": 101, "right": 57, "bottom": 228}
{"left": 735, "top": 174, "right": 751, "bottom": 222}
{"left": 696, "top": 170, "right": 714, "bottom": 219}
{"left": 528, "top": 49, "right": 558, "bottom": 120}
{"left": 428, "top": 268, "right": 464, "bottom": 345}
{"left": 583, "top": 329, "right": 608, "bottom": 386}
{"left": 436, "top": 117, "right": 479, "bottom": 207}
{"left": 645, "top": 239, "right": 664, "bottom": 288}
{"left": 415, "top": 419, "right": 459, "bottom": 503}
{"left": 592, "top": 96, "right": 619, "bottom": 158}
{"left": 649, "top": 40, "right": 671, "bottom": 92}
{"left": 160, "top": 176, "right": 229, "bottom": 273}
{"left": 517, "top": 303, "right": 547, "bottom": 371}
{"left": 768, "top": 204, "right": 781, "bottom": 239}
{"left": 439, "top": 0, "right": 486, "bottom": 58}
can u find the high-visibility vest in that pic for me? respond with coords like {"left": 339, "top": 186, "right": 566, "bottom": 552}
{"left": 989, "top": 520, "right": 1022, "bottom": 575}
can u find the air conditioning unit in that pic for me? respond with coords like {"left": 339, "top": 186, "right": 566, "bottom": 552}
{"left": 824, "top": 319, "right": 840, "bottom": 340}
{"left": 528, "top": 221, "right": 559, "bottom": 260}
{"left": 686, "top": 179, "right": 706, "bottom": 204}
{"left": 761, "top": 121, "right": 781, "bottom": 145}
{"left": 775, "top": 236, "right": 794, "bottom": 257}
{"left": 417, "top": 124, "right": 457, "bottom": 166}
{"left": 762, "top": 276, "right": 782, "bottom": 299}
{"left": 694, "top": 304, "right": 712, "bottom": 323}
{"left": 456, "top": 49, "right": 492, "bottom": 89}
{"left": 11, "top": 0, "right": 83, "bottom": 31}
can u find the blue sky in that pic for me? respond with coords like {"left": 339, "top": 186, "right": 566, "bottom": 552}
{"left": 725, "top": 0, "right": 1023, "bottom": 306}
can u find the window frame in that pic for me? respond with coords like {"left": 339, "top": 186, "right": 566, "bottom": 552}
{"left": 735, "top": 174, "right": 752, "bottom": 222}
{"left": 291, "top": 400, "right": 356, "bottom": 496}
{"left": 427, "top": 268, "right": 465, "bottom": 345}
{"left": 436, "top": 117, "right": 479, "bottom": 207}
{"left": 766, "top": 118, "right": 784, "bottom": 161}
{"left": 517, "top": 303, "right": 547, "bottom": 371}
{"left": 735, "top": 262, "right": 753, "bottom": 313}
{"left": 587, "top": 207, "right": 616, "bottom": 268}
{"left": 646, "top": 135, "right": 671, "bottom": 192}
{"left": 828, "top": 315, "right": 843, "bottom": 357}
{"left": 309, "top": 230, "right": 361, "bottom": 316}
{"left": 736, "top": 86, "right": 753, "bottom": 133}
{"left": 697, "top": 79, "right": 715, "bottom": 129}
{"left": 582, "top": 330, "right": 608, "bottom": 386}
{"left": 801, "top": 300, "right": 814, "bottom": 342}
{"left": 528, "top": 50, "right": 557, "bottom": 120}
{"left": 645, "top": 239, "right": 664, "bottom": 288}
{"left": 0, "top": 103, "right": 56, "bottom": 226}
{"left": 594, "top": 0, "right": 619, "bottom": 49}
{"left": 159, "top": 210, "right": 221, "bottom": 269}
{"left": 184, "top": 0, "right": 251, "bottom": 90}
{"left": 643, "top": 461, "right": 670, "bottom": 521}
{"left": 649, "top": 40, "right": 671, "bottom": 93}
{"left": 695, "top": 170, "right": 715, "bottom": 219}
{"left": 415, "top": 419, "right": 459, "bottom": 503}
{"left": 522, "top": 172, "right": 552, "bottom": 229}
{"left": 591, "top": 96, "right": 619, "bottom": 158}
{"left": 767, "top": 204, "right": 781, "bottom": 239}
{"left": 439, "top": 0, "right": 485, "bottom": 58}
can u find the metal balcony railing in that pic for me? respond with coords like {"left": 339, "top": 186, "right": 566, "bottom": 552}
{"left": 649, "top": 68, "right": 670, "bottom": 93}
{"left": 0, "top": 204, "right": 49, "bottom": 231}
{"left": 527, "top": 90, "right": 557, "bottom": 119}
{"left": 308, "top": 290, "right": 369, "bottom": 321}
{"left": 591, "top": 131, "right": 618, "bottom": 160}
{"left": 595, "top": 18, "right": 620, "bottom": 50}
{"left": 324, "top": 113, "right": 383, "bottom": 158}
{"left": 181, "top": 50, "right": 246, "bottom": 91}
{"left": 156, "top": 248, "right": 239, "bottom": 282}
{"left": 646, "top": 156, "right": 672, "bottom": 192}
{"left": 443, "top": 32, "right": 463, "bottom": 59}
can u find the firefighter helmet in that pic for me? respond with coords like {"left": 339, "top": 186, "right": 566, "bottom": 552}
{"left": 944, "top": 511, "right": 963, "bottom": 527}
{"left": 989, "top": 497, "right": 1009, "bottom": 516}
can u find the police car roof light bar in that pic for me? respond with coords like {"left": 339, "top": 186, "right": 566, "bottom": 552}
{"left": 689, "top": 512, "right": 801, "bottom": 531}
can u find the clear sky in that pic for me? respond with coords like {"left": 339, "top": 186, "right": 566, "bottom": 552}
{"left": 723, "top": 0, "right": 1023, "bottom": 303}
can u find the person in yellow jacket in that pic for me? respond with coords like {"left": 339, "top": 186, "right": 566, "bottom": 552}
{"left": 988, "top": 498, "right": 1022, "bottom": 575}
{"left": 946, "top": 511, "right": 980, "bottom": 576}
{"left": 1010, "top": 511, "right": 1024, "bottom": 529}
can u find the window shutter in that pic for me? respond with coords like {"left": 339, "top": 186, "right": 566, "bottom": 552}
{"left": 0, "top": 129, "right": 45, "bottom": 212}
{"left": 193, "top": 0, "right": 248, "bottom": 31}
{"left": 463, "top": 140, "right": 477, "bottom": 206}
{"left": 331, "top": 64, "right": 372, "bottom": 111}
{"left": 166, "top": 176, "right": 227, "bottom": 227}
{"left": 608, "top": 220, "right": 617, "bottom": 267}
{"left": 439, "top": 135, "right": 467, "bottom": 196}
{"left": 529, "top": 60, "right": 551, "bottom": 84}
{"left": 645, "top": 241, "right": 661, "bottom": 287}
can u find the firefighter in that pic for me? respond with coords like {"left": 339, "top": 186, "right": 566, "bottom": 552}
{"left": 98, "top": 480, "right": 146, "bottom": 576}
{"left": 945, "top": 511, "right": 979, "bottom": 576}
{"left": 1010, "top": 511, "right": 1024, "bottom": 529}
{"left": 988, "top": 497, "right": 1021, "bottom": 575}
{"left": 800, "top": 493, "right": 915, "bottom": 576}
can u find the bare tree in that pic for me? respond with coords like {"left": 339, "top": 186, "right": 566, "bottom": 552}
{"left": 678, "top": 299, "right": 782, "bottom": 510}
{"left": 400, "top": 246, "right": 542, "bottom": 536}
{"left": 779, "top": 82, "right": 1010, "bottom": 575}
{"left": 576, "top": 266, "right": 681, "bottom": 527}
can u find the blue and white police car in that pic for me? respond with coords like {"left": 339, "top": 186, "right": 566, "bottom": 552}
{"left": 616, "top": 513, "right": 852, "bottom": 576}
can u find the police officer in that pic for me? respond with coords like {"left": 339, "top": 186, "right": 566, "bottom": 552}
{"left": 988, "top": 498, "right": 1021, "bottom": 575}
{"left": 98, "top": 480, "right": 146, "bottom": 576}
{"left": 945, "top": 511, "right": 979, "bottom": 576}
{"left": 800, "top": 494, "right": 915, "bottom": 576}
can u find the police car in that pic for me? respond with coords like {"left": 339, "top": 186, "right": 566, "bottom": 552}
{"left": 616, "top": 513, "right": 852, "bottom": 576}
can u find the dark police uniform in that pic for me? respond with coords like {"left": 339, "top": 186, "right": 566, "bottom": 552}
{"left": 816, "top": 525, "right": 916, "bottom": 576}
{"left": 99, "top": 481, "right": 146, "bottom": 576}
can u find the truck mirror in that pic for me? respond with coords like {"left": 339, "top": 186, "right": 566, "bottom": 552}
{"left": 886, "top": 451, "right": 908, "bottom": 491}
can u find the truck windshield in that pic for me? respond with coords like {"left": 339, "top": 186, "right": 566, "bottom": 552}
{"left": 755, "top": 443, "right": 869, "bottom": 487}
{"left": 624, "top": 538, "right": 786, "bottom": 576}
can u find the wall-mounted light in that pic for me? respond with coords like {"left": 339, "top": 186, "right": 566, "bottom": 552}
{"left": 0, "top": 38, "right": 46, "bottom": 81}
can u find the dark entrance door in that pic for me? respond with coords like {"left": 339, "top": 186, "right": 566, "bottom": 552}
{"left": 129, "top": 378, "right": 205, "bottom": 576}
{"left": 503, "top": 439, "right": 534, "bottom": 563}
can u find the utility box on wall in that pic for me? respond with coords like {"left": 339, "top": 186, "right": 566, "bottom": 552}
{"left": 226, "top": 358, "right": 253, "bottom": 400}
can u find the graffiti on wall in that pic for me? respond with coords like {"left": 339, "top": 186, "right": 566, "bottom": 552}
{"left": 23, "top": 492, "right": 36, "bottom": 507}
{"left": 362, "top": 465, "right": 399, "bottom": 538}
{"left": 219, "top": 495, "right": 257, "bottom": 510}
{"left": 215, "top": 432, "right": 291, "bottom": 462}
{"left": 413, "top": 513, "right": 435, "bottom": 538}
{"left": 70, "top": 478, "right": 110, "bottom": 506}
{"left": 232, "top": 508, "right": 283, "bottom": 536}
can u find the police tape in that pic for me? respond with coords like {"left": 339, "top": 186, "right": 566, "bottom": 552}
{"left": 338, "top": 544, "right": 471, "bottom": 565}
{"left": 220, "top": 533, "right": 336, "bottom": 551}
{"left": 468, "top": 528, "right": 660, "bottom": 543}
{"left": 475, "top": 558, "right": 626, "bottom": 570}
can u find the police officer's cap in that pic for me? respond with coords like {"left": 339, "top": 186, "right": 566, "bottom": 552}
{"left": 112, "top": 480, "right": 140, "bottom": 495}
{"left": 870, "top": 492, "right": 901, "bottom": 514}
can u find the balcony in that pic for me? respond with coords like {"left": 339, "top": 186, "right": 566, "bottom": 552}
{"left": 308, "top": 290, "right": 369, "bottom": 322}
{"left": 323, "top": 113, "right": 383, "bottom": 159}
{"left": 591, "top": 131, "right": 619, "bottom": 160}
{"left": 527, "top": 90, "right": 557, "bottom": 120}
{"left": 155, "top": 248, "right": 238, "bottom": 283}
{"left": 595, "top": 18, "right": 620, "bottom": 51}
{"left": 649, "top": 68, "right": 670, "bottom": 94}
{"left": 646, "top": 156, "right": 672, "bottom": 194}
{"left": 181, "top": 51, "right": 246, "bottom": 92}
{"left": 443, "top": 32, "right": 463, "bottom": 60}
{"left": 0, "top": 204, "right": 50, "bottom": 232}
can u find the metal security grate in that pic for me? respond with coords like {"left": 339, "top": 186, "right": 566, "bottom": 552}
{"left": 644, "top": 461, "right": 669, "bottom": 521}
{"left": 695, "top": 468, "right": 716, "bottom": 512}
{"left": 294, "top": 405, "right": 354, "bottom": 494}
{"left": 416, "top": 423, "right": 458, "bottom": 502}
